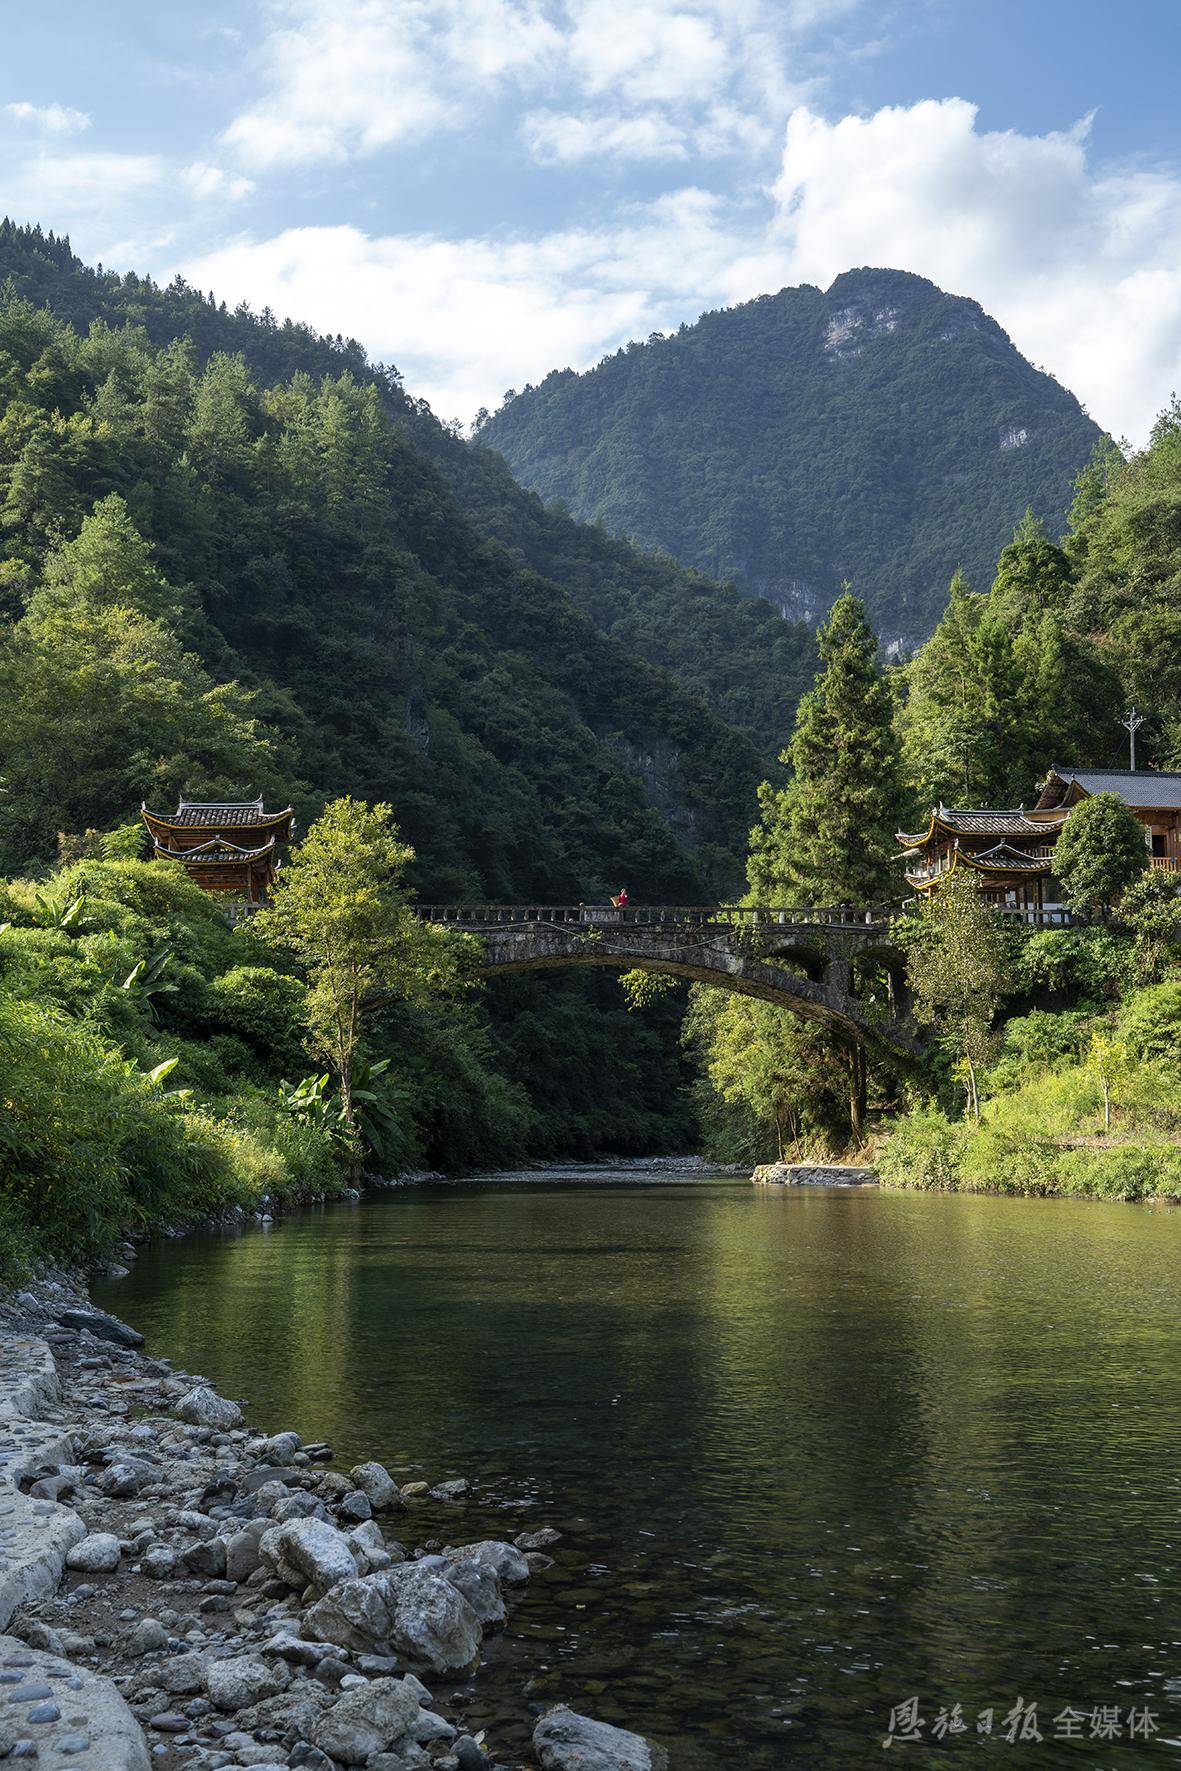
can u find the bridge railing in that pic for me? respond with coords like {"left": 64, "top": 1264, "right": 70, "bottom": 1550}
{"left": 414, "top": 903, "right": 899, "bottom": 929}
{"left": 415, "top": 902, "right": 1079, "bottom": 930}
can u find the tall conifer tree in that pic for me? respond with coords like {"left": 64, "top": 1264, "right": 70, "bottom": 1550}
{"left": 748, "top": 591, "right": 905, "bottom": 905}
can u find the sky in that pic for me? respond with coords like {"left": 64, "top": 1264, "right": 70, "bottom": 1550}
{"left": 3, "top": 0, "right": 1181, "bottom": 443}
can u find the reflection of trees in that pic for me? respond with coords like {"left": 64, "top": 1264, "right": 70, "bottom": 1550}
{"left": 101, "top": 1184, "right": 1181, "bottom": 1762}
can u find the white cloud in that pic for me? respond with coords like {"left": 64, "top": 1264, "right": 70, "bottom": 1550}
{"left": 182, "top": 98, "right": 1181, "bottom": 445}
{"left": 4, "top": 151, "right": 165, "bottom": 214}
{"left": 523, "top": 108, "right": 690, "bottom": 164}
{"left": 4, "top": 101, "right": 91, "bottom": 137}
{"left": 221, "top": 0, "right": 827, "bottom": 171}
{"left": 222, "top": 0, "right": 558, "bottom": 169}
{"left": 182, "top": 162, "right": 256, "bottom": 203}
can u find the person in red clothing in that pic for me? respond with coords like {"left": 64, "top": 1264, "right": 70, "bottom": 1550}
{"left": 612, "top": 885, "right": 629, "bottom": 908}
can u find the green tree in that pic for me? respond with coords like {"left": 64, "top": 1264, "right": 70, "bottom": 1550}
{"left": 0, "top": 601, "right": 271, "bottom": 869}
{"left": 1052, "top": 793, "right": 1147, "bottom": 910}
{"left": 26, "top": 492, "right": 184, "bottom": 622}
{"left": 1087, "top": 1030, "right": 1129, "bottom": 1132}
{"left": 748, "top": 591, "right": 905, "bottom": 905}
{"left": 1118, "top": 869, "right": 1181, "bottom": 980}
{"left": 907, "top": 871, "right": 1010, "bottom": 1120}
{"left": 682, "top": 986, "right": 849, "bottom": 1159}
{"left": 254, "top": 798, "right": 472, "bottom": 1152}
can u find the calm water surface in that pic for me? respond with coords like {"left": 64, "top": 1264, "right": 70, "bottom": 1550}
{"left": 95, "top": 1174, "right": 1181, "bottom": 1766}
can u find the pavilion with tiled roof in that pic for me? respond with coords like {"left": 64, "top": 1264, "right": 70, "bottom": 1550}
{"left": 141, "top": 798, "right": 295, "bottom": 903}
{"left": 897, "top": 804, "right": 1066, "bottom": 909}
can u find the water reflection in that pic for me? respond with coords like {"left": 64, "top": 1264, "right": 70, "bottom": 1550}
{"left": 96, "top": 1177, "right": 1181, "bottom": 1766}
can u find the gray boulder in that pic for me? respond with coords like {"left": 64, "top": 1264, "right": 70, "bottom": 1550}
{"left": 432, "top": 1553, "right": 504, "bottom": 1629}
{"left": 142, "top": 1544, "right": 177, "bottom": 1580}
{"left": 174, "top": 1386, "right": 242, "bottom": 1430}
{"left": 66, "top": 1532, "right": 121, "bottom": 1573}
{"left": 350, "top": 1460, "right": 400, "bottom": 1510}
{"left": 303, "top": 1562, "right": 482, "bottom": 1672}
{"left": 57, "top": 1306, "right": 144, "bottom": 1347}
{"left": 98, "top": 1461, "right": 148, "bottom": 1498}
{"left": 259, "top": 1517, "right": 358, "bottom": 1594}
{"left": 250, "top": 1430, "right": 301, "bottom": 1465}
{"left": 533, "top": 1707, "right": 669, "bottom": 1771}
{"left": 123, "top": 1616, "right": 168, "bottom": 1656}
{"left": 310, "top": 1676, "right": 420, "bottom": 1764}
{"left": 446, "top": 1540, "right": 530, "bottom": 1585}
{"left": 224, "top": 1528, "right": 263, "bottom": 1583}
{"left": 206, "top": 1654, "right": 289, "bottom": 1712}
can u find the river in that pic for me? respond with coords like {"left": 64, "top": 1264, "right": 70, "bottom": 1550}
{"left": 95, "top": 1170, "right": 1181, "bottom": 1766}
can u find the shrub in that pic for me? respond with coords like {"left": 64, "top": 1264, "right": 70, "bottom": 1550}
{"left": 1016, "top": 927, "right": 1134, "bottom": 1005}
{"left": 206, "top": 964, "right": 308, "bottom": 1070}
{"left": 1118, "top": 981, "right": 1181, "bottom": 1064}
{"left": 877, "top": 1107, "right": 966, "bottom": 1190}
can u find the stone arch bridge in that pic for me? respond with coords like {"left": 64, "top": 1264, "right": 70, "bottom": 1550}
{"left": 416, "top": 904, "right": 923, "bottom": 1065}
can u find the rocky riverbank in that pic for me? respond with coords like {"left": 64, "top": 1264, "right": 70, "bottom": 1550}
{"left": 0, "top": 1277, "right": 668, "bottom": 1771}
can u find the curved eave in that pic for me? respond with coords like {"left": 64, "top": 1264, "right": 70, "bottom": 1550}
{"left": 142, "top": 807, "right": 295, "bottom": 840}
{"left": 908, "top": 855, "right": 1052, "bottom": 892}
{"left": 897, "top": 809, "right": 1069, "bottom": 849}
{"left": 154, "top": 837, "right": 276, "bottom": 864}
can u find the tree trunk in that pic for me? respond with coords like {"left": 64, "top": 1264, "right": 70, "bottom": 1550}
{"left": 847, "top": 1043, "right": 867, "bottom": 1147}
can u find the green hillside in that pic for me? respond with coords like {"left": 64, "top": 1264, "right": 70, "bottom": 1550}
{"left": 0, "top": 219, "right": 816, "bottom": 1157}
{"left": 479, "top": 268, "right": 1106, "bottom": 646}
{"left": 0, "top": 220, "right": 815, "bottom": 759}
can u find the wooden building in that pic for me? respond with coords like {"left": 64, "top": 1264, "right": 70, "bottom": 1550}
{"left": 1035, "top": 767, "right": 1181, "bottom": 870}
{"left": 896, "top": 806, "right": 1067, "bottom": 911}
{"left": 140, "top": 798, "right": 295, "bottom": 903}
{"left": 898, "top": 767, "right": 1181, "bottom": 910}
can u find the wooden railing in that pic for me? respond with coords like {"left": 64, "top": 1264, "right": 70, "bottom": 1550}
{"left": 1150, "top": 856, "right": 1180, "bottom": 872}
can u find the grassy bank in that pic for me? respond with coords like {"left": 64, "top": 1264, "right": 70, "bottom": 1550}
{"left": 0, "top": 859, "right": 352, "bottom": 1275}
{"left": 878, "top": 987, "right": 1181, "bottom": 1202}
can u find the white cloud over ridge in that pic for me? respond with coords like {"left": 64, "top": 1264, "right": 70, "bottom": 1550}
{"left": 186, "top": 99, "right": 1181, "bottom": 444}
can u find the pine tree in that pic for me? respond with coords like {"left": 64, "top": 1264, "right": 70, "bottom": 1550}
{"left": 28, "top": 493, "right": 183, "bottom": 622}
{"left": 748, "top": 591, "right": 905, "bottom": 906}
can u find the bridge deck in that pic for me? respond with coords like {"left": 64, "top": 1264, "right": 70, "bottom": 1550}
{"left": 416, "top": 902, "right": 1074, "bottom": 930}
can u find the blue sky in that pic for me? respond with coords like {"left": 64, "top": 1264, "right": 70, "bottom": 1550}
{"left": 3, "top": 1, "right": 1181, "bottom": 441}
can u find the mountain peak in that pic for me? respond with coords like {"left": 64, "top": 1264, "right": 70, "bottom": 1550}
{"left": 481, "top": 270, "right": 1101, "bottom": 646}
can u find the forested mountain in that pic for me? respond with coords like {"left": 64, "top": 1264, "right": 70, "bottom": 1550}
{"left": 0, "top": 218, "right": 819, "bottom": 1154}
{"left": 0, "top": 221, "right": 815, "bottom": 758}
{"left": 479, "top": 268, "right": 1106, "bottom": 647}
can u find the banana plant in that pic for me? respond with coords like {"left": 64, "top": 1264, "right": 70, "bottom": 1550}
{"left": 116, "top": 948, "right": 178, "bottom": 1021}
{"left": 32, "top": 891, "right": 85, "bottom": 930}
{"left": 348, "top": 1056, "right": 413, "bottom": 1166}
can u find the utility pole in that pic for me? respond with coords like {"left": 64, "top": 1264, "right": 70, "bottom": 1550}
{"left": 1122, "top": 705, "right": 1145, "bottom": 771}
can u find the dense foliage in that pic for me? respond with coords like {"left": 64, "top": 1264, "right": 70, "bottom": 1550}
{"left": 480, "top": 268, "right": 1104, "bottom": 645}
{"left": 1051, "top": 793, "right": 1147, "bottom": 909}
{"left": 0, "top": 220, "right": 816, "bottom": 764}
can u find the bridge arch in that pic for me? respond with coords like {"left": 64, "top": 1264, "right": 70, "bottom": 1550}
{"left": 418, "top": 906, "right": 922, "bottom": 1066}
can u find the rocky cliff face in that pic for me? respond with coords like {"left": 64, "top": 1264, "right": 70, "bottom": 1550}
{"left": 479, "top": 269, "right": 1105, "bottom": 649}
